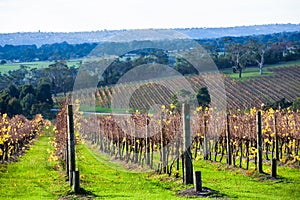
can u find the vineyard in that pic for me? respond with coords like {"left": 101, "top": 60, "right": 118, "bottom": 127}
{"left": 1, "top": 16, "right": 300, "bottom": 198}
{"left": 52, "top": 98, "right": 300, "bottom": 179}
{"left": 73, "top": 65, "right": 300, "bottom": 111}
{"left": 62, "top": 65, "right": 300, "bottom": 175}
{"left": 43, "top": 64, "right": 300, "bottom": 198}
{"left": 0, "top": 114, "right": 44, "bottom": 162}
{"left": 0, "top": 75, "right": 298, "bottom": 199}
{"left": 1, "top": 65, "right": 298, "bottom": 199}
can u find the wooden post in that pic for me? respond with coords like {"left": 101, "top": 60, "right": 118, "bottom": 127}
{"left": 203, "top": 115, "right": 209, "bottom": 160}
{"left": 67, "top": 105, "right": 76, "bottom": 186}
{"left": 273, "top": 115, "right": 279, "bottom": 161}
{"left": 145, "top": 116, "right": 150, "bottom": 166}
{"left": 257, "top": 111, "right": 263, "bottom": 173}
{"left": 182, "top": 104, "right": 193, "bottom": 185}
{"left": 194, "top": 171, "right": 202, "bottom": 192}
{"left": 100, "top": 123, "right": 104, "bottom": 152}
{"left": 134, "top": 122, "right": 138, "bottom": 163}
{"left": 111, "top": 124, "right": 115, "bottom": 156}
{"left": 150, "top": 139, "right": 154, "bottom": 169}
{"left": 73, "top": 170, "right": 80, "bottom": 193}
{"left": 65, "top": 148, "right": 69, "bottom": 177}
{"left": 65, "top": 123, "right": 69, "bottom": 177}
{"left": 181, "top": 155, "right": 185, "bottom": 182}
{"left": 271, "top": 158, "right": 277, "bottom": 178}
{"left": 160, "top": 112, "right": 166, "bottom": 173}
{"left": 226, "top": 113, "right": 232, "bottom": 165}
{"left": 176, "top": 139, "right": 180, "bottom": 178}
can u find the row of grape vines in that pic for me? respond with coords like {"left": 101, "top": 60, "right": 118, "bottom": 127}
{"left": 0, "top": 114, "right": 44, "bottom": 162}
{"left": 53, "top": 102, "right": 300, "bottom": 175}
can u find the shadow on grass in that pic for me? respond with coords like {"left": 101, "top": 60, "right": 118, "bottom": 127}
{"left": 255, "top": 171, "right": 286, "bottom": 183}
{"left": 177, "top": 187, "right": 227, "bottom": 198}
{"left": 0, "top": 164, "right": 8, "bottom": 173}
{"left": 62, "top": 187, "right": 132, "bottom": 199}
{"left": 96, "top": 194, "right": 132, "bottom": 198}
{"left": 60, "top": 187, "right": 98, "bottom": 200}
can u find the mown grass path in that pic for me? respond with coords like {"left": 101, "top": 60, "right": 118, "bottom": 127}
{"left": 0, "top": 134, "right": 185, "bottom": 200}
{"left": 76, "top": 143, "right": 300, "bottom": 200}
{"left": 0, "top": 134, "right": 69, "bottom": 200}
{"left": 76, "top": 144, "right": 184, "bottom": 199}
{"left": 194, "top": 160, "right": 300, "bottom": 199}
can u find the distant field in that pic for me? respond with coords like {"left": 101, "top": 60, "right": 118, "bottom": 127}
{"left": 0, "top": 60, "right": 81, "bottom": 74}
{"left": 221, "top": 59, "right": 300, "bottom": 81}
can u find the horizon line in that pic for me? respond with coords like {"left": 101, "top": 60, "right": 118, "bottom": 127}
{"left": 1, "top": 23, "right": 299, "bottom": 34}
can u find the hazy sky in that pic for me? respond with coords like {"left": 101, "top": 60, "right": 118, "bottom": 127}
{"left": 0, "top": 0, "right": 299, "bottom": 33}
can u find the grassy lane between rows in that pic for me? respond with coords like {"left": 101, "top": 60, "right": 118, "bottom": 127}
{"left": 77, "top": 142, "right": 300, "bottom": 200}
{"left": 75, "top": 144, "right": 187, "bottom": 200}
{"left": 1, "top": 128, "right": 299, "bottom": 199}
{"left": 0, "top": 130, "right": 69, "bottom": 200}
{"left": 194, "top": 160, "right": 300, "bottom": 199}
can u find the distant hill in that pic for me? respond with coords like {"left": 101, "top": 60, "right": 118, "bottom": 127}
{"left": 1, "top": 24, "right": 300, "bottom": 46}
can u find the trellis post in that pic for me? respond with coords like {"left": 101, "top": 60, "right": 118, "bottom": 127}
{"left": 67, "top": 105, "right": 80, "bottom": 192}
{"left": 182, "top": 104, "right": 193, "bottom": 185}
{"left": 257, "top": 110, "right": 263, "bottom": 173}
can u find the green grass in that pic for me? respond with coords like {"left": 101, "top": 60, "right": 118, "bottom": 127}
{"left": 0, "top": 129, "right": 69, "bottom": 200}
{"left": 0, "top": 63, "right": 21, "bottom": 73}
{"left": 79, "top": 105, "right": 133, "bottom": 114}
{"left": 74, "top": 144, "right": 186, "bottom": 199}
{"left": 0, "top": 60, "right": 81, "bottom": 74}
{"left": 221, "top": 59, "right": 300, "bottom": 81}
{"left": 1, "top": 128, "right": 299, "bottom": 199}
{"left": 222, "top": 67, "right": 274, "bottom": 81}
{"left": 75, "top": 142, "right": 300, "bottom": 199}
{"left": 194, "top": 160, "right": 300, "bottom": 199}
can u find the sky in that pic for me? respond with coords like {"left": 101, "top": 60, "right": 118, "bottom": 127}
{"left": 0, "top": 0, "right": 299, "bottom": 33}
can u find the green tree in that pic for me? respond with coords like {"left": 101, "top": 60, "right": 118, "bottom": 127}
{"left": 196, "top": 87, "right": 211, "bottom": 108}
{"left": 225, "top": 38, "right": 249, "bottom": 78}
{"left": 30, "top": 102, "right": 54, "bottom": 119}
{"left": 247, "top": 40, "right": 267, "bottom": 75}
{"left": 45, "top": 60, "right": 76, "bottom": 95}
{"left": 0, "top": 90, "right": 10, "bottom": 114}
{"left": 265, "top": 42, "right": 285, "bottom": 64}
{"left": 19, "top": 84, "right": 35, "bottom": 99}
{"left": 33, "top": 80, "right": 54, "bottom": 119}
{"left": 292, "top": 98, "right": 300, "bottom": 111}
{"left": 36, "top": 82, "right": 53, "bottom": 105}
{"left": 174, "top": 57, "right": 198, "bottom": 75}
{"left": 20, "top": 93, "right": 36, "bottom": 118}
{"left": 7, "top": 97, "right": 22, "bottom": 117}
{"left": 263, "top": 98, "right": 292, "bottom": 110}
{"left": 7, "top": 84, "right": 20, "bottom": 98}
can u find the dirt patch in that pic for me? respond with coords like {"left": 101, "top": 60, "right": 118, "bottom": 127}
{"left": 58, "top": 195, "right": 94, "bottom": 200}
{"left": 177, "top": 187, "right": 224, "bottom": 198}
{"left": 58, "top": 188, "right": 97, "bottom": 200}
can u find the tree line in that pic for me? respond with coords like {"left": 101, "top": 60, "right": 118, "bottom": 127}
{"left": 199, "top": 31, "right": 300, "bottom": 78}
{"left": 0, "top": 42, "right": 97, "bottom": 62}
{"left": 0, "top": 81, "right": 54, "bottom": 119}
{"left": 0, "top": 60, "right": 77, "bottom": 93}
{"left": 0, "top": 60, "right": 78, "bottom": 119}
